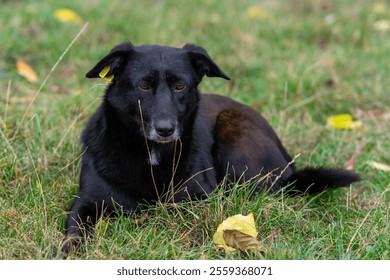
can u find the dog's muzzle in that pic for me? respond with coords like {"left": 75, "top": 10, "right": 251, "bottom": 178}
{"left": 147, "top": 119, "right": 180, "bottom": 143}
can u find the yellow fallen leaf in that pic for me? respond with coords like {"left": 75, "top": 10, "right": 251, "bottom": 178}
{"left": 54, "top": 8, "right": 83, "bottom": 24}
{"left": 213, "top": 213, "right": 258, "bottom": 253}
{"left": 373, "top": 20, "right": 390, "bottom": 31}
{"left": 367, "top": 161, "right": 390, "bottom": 172}
{"left": 8, "top": 96, "right": 35, "bottom": 104}
{"left": 246, "top": 6, "right": 270, "bottom": 21}
{"left": 372, "top": 3, "right": 388, "bottom": 15}
{"left": 223, "top": 230, "right": 263, "bottom": 255}
{"left": 326, "top": 114, "right": 362, "bottom": 130}
{"left": 16, "top": 60, "right": 38, "bottom": 83}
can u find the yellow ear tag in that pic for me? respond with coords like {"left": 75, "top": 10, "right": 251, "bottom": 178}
{"left": 99, "top": 65, "right": 114, "bottom": 82}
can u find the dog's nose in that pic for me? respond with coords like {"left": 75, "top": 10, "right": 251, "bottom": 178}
{"left": 155, "top": 120, "right": 175, "bottom": 137}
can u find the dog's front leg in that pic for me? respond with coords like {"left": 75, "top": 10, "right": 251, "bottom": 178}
{"left": 172, "top": 168, "right": 217, "bottom": 202}
{"left": 60, "top": 195, "right": 104, "bottom": 257}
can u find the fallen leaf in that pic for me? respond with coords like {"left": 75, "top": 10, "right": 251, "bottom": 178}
{"left": 235, "top": 30, "right": 256, "bottom": 45}
{"left": 324, "top": 14, "right": 336, "bottom": 25}
{"left": 50, "top": 85, "right": 70, "bottom": 94}
{"left": 16, "top": 60, "right": 38, "bottom": 83}
{"left": 367, "top": 161, "right": 390, "bottom": 172}
{"left": 54, "top": 8, "right": 83, "bottom": 24}
{"left": 355, "top": 108, "right": 385, "bottom": 119}
{"left": 223, "top": 230, "right": 263, "bottom": 255}
{"left": 326, "top": 114, "right": 362, "bottom": 130}
{"left": 213, "top": 213, "right": 258, "bottom": 253}
{"left": 246, "top": 6, "right": 270, "bottom": 21}
{"left": 8, "top": 96, "right": 35, "bottom": 103}
{"left": 345, "top": 153, "right": 356, "bottom": 170}
{"left": 372, "top": 3, "right": 388, "bottom": 15}
{"left": 373, "top": 20, "right": 390, "bottom": 31}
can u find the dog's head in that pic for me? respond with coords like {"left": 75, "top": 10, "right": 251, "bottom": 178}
{"left": 86, "top": 42, "right": 230, "bottom": 143}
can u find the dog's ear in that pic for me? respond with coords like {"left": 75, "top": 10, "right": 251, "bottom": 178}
{"left": 85, "top": 42, "right": 134, "bottom": 80}
{"left": 183, "top": 44, "right": 230, "bottom": 80}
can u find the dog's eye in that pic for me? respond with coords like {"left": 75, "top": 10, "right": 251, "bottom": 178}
{"left": 174, "top": 82, "right": 186, "bottom": 92}
{"left": 138, "top": 82, "right": 151, "bottom": 91}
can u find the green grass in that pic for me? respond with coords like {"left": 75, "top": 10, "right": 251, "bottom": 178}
{"left": 0, "top": 0, "right": 389, "bottom": 260}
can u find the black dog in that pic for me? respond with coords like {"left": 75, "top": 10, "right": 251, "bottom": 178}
{"left": 61, "top": 41, "right": 361, "bottom": 254}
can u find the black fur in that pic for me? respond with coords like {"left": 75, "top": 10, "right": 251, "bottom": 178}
{"left": 285, "top": 167, "right": 361, "bottom": 195}
{"left": 60, "top": 42, "right": 361, "bottom": 255}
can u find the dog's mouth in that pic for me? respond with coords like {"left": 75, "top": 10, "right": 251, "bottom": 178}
{"left": 147, "top": 132, "right": 181, "bottom": 143}
{"left": 145, "top": 120, "right": 181, "bottom": 143}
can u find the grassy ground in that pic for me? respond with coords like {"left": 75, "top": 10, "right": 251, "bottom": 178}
{"left": 0, "top": 0, "right": 389, "bottom": 260}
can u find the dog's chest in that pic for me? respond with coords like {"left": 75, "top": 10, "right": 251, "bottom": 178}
{"left": 146, "top": 143, "right": 180, "bottom": 167}
{"left": 147, "top": 147, "right": 160, "bottom": 166}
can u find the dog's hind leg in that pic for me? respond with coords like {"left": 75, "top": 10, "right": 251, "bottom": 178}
{"left": 212, "top": 107, "right": 296, "bottom": 193}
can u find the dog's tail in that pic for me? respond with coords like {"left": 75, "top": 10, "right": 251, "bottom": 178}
{"left": 283, "top": 167, "right": 362, "bottom": 195}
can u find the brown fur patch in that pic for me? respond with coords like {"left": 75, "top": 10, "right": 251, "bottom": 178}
{"left": 215, "top": 108, "right": 247, "bottom": 144}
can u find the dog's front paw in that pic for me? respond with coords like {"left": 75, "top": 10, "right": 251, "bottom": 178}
{"left": 57, "top": 235, "right": 83, "bottom": 259}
